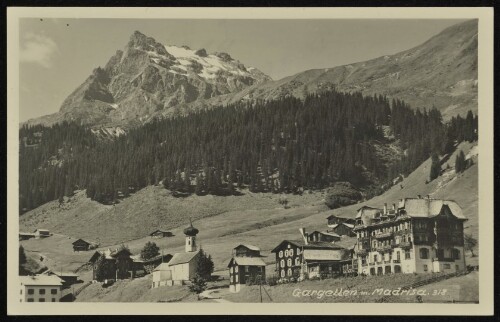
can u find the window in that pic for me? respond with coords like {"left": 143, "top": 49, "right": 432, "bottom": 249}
{"left": 287, "top": 268, "right": 292, "bottom": 276}
{"left": 245, "top": 266, "right": 249, "bottom": 272}
{"left": 297, "top": 248, "right": 301, "bottom": 255}
{"left": 281, "top": 270, "right": 285, "bottom": 278}
{"left": 39, "top": 289, "right": 46, "bottom": 295}
{"left": 235, "top": 275, "right": 238, "bottom": 283}
{"left": 235, "top": 266, "right": 239, "bottom": 273}
{"left": 423, "top": 265, "right": 428, "bottom": 272}
{"left": 279, "top": 251, "right": 283, "bottom": 258}
{"left": 437, "top": 249, "right": 444, "bottom": 258}
{"left": 453, "top": 249, "right": 461, "bottom": 260}
{"left": 28, "top": 289, "right": 34, "bottom": 295}
{"left": 405, "top": 250, "right": 411, "bottom": 259}
{"left": 284, "top": 250, "right": 289, "bottom": 257}
{"left": 27, "top": 299, "right": 34, "bottom": 302}
{"left": 295, "top": 258, "right": 300, "bottom": 266}
{"left": 289, "top": 249, "right": 294, "bottom": 257}
{"left": 39, "top": 298, "right": 45, "bottom": 302}
{"left": 420, "top": 248, "right": 429, "bottom": 259}
{"left": 374, "top": 255, "right": 378, "bottom": 262}
{"left": 20, "top": 289, "right": 22, "bottom": 295}
{"left": 444, "top": 264, "right": 451, "bottom": 269}
{"left": 52, "top": 299, "right": 56, "bottom": 302}
{"left": 51, "top": 289, "right": 57, "bottom": 295}
{"left": 287, "top": 259, "right": 292, "bottom": 267}
{"left": 397, "top": 251, "right": 401, "bottom": 261}
{"left": 280, "top": 259, "right": 285, "bottom": 267}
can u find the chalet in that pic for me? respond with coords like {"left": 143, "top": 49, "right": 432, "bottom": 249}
{"left": 353, "top": 198, "right": 467, "bottom": 276}
{"left": 20, "top": 275, "right": 63, "bottom": 302}
{"left": 88, "top": 246, "right": 135, "bottom": 281}
{"left": 149, "top": 229, "right": 174, "bottom": 238}
{"left": 19, "top": 232, "right": 35, "bottom": 241}
{"left": 72, "top": 239, "right": 98, "bottom": 252}
{"left": 232, "top": 244, "right": 261, "bottom": 257}
{"left": 306, "top": 230, "right": 341, "bottom": 243}
{"left": 151, "top": 222, "right": 202, "bottom": 287}
{"left": 228, "top": 257, "right": 266, "bottom": 293}
{"left": 131, "top": 253, "right": 173, "bottom": 275}
{"left": 271, "top": 229, "right": 351, "bottom": 281}
{"left": 33, "top": 229, "right": 51, "bottom": 239}
{"left": 326, "top": 214, "right": 356, "bottom": 227}
{"left": 328, "top": 222, "right": 356, "bottom": 237}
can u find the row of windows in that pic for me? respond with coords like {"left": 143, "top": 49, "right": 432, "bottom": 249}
{"left": 278, "top": 258, "right": 301, "bottom": 268}
{"left": 419, "top": 248, "right": 461, "bottom": 260}
{"left": 278, "top": 248, "right": 300, "bottom": 258}
{"left": 25, "top": 289, "right": 58, "bottom": 295}
{"left": 24, "top": 298, "right": 57, "bottom": 302}
{"left": 280, "top": 268, "right": 293, "bottom": 277}
{"left": 231, "top": 266, "right": 264, "bottom": 273}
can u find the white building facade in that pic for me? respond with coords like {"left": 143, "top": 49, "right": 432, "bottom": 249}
{"left": 19, "top": 275, "right": 63, "bottom": 302}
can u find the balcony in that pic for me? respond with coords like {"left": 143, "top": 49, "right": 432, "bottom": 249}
{"left": 374, "top": 232, "right": 393, "bottom": 239}
{"left": 375, "top": 245, "right": 394, "bottom": 253}
{"left": 392, "top": 259, "right": 401, "bottom": 264}
{"left": 383, "top": 260, "right": 391, "bottom": 264}
{"left": 432, "top": 257, "right": 454, "bottom": 262}
{"left": 398, "top": 241, "right": 413, "bottom": 249}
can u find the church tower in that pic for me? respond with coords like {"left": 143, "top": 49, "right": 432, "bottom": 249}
{"left": 183, "top": 219, "right": 199, "bottom": 252}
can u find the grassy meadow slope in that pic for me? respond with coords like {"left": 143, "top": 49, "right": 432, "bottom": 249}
{"left": 19, "top": 142, "right": 478, "bottom": 276}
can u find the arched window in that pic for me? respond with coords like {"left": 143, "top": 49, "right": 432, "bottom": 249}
{"left": 287, "top": 259, "right": 292, "bottom": 266}
{"left": 419, "top": 248, "right": 429, "bottom": 259}
{"left": 284, "top": 250, "right": 289, "bottom": 257}
{"left": 279, "top": 251, "right": 283, "bottom": 258}
{"left": 289, "top": 249, "right": 294, "bottom": 257}
{"left": 281, "top": 270, "right": 285, "bottom": 278}
{"left": 287, "top": 268, "right": 292, "bottom": 276}
{"left": 280, "top": 259, "right": 285, "bottom": 267}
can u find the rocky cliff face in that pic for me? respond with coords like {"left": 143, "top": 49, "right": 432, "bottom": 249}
{"left": 30, "top": 31, "right": 271, "bottom": 128}
{"left": 223, "top": 20, "right": 478, "bottom": 119}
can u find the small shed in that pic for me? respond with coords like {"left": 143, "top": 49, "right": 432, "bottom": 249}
{"left": 33, "top": 229, "right": 51, "bottom": 239}
{"left": 72, "top": 239, "right": 98, "bottom": 252}
{"left": 149, "top": 230, "right": 173, "bottom": 238}
{"left": 307, "top": 231, "right": 341, "bottom": 243}
{"left": 328, "top": 223, "right": 356, "bottom": 237}
{"left": 50, "top": 271, "right": 79, "bottom": 287}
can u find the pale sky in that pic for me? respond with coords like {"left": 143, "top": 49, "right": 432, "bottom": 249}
{"left": 19, "top": 18, "right": 467, "bottom": 122}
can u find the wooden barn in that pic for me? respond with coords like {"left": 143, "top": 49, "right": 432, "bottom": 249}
{"left": 72, "top": 239, "right": 98, "bottom": 252}
{"left": 149, "top": 229, "right": 174, "bottom": 238}
{"left": 228, "top": 256, "right": 266, "bottom": 293}
{"left": 232, "top": 244, "right": 261, "bottom": 257}
{"left": 33, "top": 229, "right": 51, "bottom": 239}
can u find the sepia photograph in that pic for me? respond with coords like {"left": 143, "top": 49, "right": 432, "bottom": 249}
{"left": 6, "top": 7, "right": 494, "bottom": 315}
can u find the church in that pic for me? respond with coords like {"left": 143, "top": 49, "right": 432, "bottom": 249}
{"left": 152, "top": 221, "right": 201, "bottom": 287}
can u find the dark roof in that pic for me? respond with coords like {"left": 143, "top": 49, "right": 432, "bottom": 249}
{"left": 150, "top": 229, "right": 171, "bottom": 235}
{"left": 400, "top": 198, "right": 465, "bottom": 220}
{"left": 234, "top": 244, "right": 260, "bottom": 251}
{"left": 183, "top": 223, "right": 199, "bottom": 236}
{"left": 271, "top": 240, "right": 306, "bottom": 253}
{"left": 72, "top": 238, "right": 95, "bottom": 246}
{"left": 227, "top": 257, "right": 266, "bottom": 268}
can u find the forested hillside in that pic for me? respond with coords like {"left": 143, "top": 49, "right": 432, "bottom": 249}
{"left": 19, "top": 90, "right": 477, "bottom": 213}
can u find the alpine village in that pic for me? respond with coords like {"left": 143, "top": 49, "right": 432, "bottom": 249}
{"left": 18, "top": 20, "right": 479, "bottom": 303}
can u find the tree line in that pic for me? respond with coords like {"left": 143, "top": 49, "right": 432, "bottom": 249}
{"left": 19, "top": 90, "right": 478, "bottom": 212}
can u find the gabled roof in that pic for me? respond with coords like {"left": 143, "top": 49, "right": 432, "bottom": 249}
{"left": 150, "top": 229, "right": 171, "bottom": 235}
{"left": 168, "top": 251, "right": 199, "bottom": 266}
{"left": 326, "top": 214, "right": 353, "bottom": 220}
{"left": 234, "top": 244, "right": 260, "bottom": 251}
{"left": 20, "top": 275, "right": 63, "bottom": 286}
{"left": 228, "top": 257, "right": 266, "bottom": 267}
{"left": 271, "top": 240, "right": 306, "bottom": 253}
{"left": 72, "top": 238, "right": 96, "bottom": 246}
{"left": 19, "top": 232, "right": 35, "bottom": 236}
{"left": 400, "top": 198, "right": 466, "bottom": 220}
{"left": 34, "top": 229, "right": 50, "bottom": 233}
{"left": 309, "top": 231, "right": 340, "bottom": 238}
